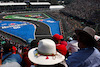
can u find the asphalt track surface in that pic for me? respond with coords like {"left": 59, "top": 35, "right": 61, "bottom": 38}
{"left": 0, "top": 12, "right": 52, "bottom": 45}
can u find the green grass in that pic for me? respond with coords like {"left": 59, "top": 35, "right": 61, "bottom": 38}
{"left": 4, "top": 13, "right": 50, "bottom": 21}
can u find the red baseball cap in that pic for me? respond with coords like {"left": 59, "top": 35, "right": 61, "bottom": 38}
{"left": 53, "top": 34, "right": 63, "bottom": 41}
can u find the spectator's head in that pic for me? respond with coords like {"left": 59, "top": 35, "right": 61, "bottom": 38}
{"left": 28, "top": 39, "right": 65, "bottom": 65}
{"left": 72, "top": 33, "right": 77, "bottom": 40}
{"left": 30, "top": 40, "right": 38, "bottom": 48}
{"left": 66, "top": 36, "right": 73, "bottom": 42}
{"left": 75, "top": 26, "right": 97, "bottom": 48}
{"left": 53, "top": 34, "right": 63, "bottom": 44}
{"left": 3, "top": 43, "right": 12, "bottom": 54}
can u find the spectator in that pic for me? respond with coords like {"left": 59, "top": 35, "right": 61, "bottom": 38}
{"left": 28, "top": 39, "right": 68, "bottom": 67}
{"left": 66, "top": 26, "right": 100, "bottom": 67}
{"left": 2, "top": 43, "right": 22, "bottom": 64}
{"left": 22, "top": 46, "right": 31, "bottom": 67}
{"left": 66, "top": 33, "right": 79, "bottom": 53}
{"left": 53, "top": 34, "right": 63, "bottom": 44}
{"left": 60, "top": 39, "right": 68, "bottom": 47}
{"left": 66, "top": 36, "right": 73, "bottom": 42}
{"left": 53, "top": 34, "right": 67, "bottom": 56}
{"left": 0, "top": 47, "right": 3, "bottom": 66}
{"left": 12, "top": 46, "right": 17, "bottom": 54}
{"left": 30, "top": 40, "right": 38, "bottom": 48}
{"left": 22, "top": 51, "right": 31, "bottom": 67}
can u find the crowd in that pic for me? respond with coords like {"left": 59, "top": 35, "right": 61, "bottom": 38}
{"left": 0, "top": 26, "right": 100, "bottom": 67}
{"left": 62, "top": 0, "right": 100, "bottom": 23}
{"left": 0, "top": 0, "right": 100, "bottom": 66}
{"left": 60, "top": 0, "right": 100, "bottom": 36}
{"left": 46, "top": 10, "right": 85, "bottom": 39}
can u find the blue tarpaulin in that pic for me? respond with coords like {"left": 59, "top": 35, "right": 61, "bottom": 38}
{"left": 39, "top": 18, "right": 61, "bottom": 35}
{"left": 0, "top": 17, "right": 61, "bottom": 43}
{"left": 0, "top": 21, "right": 36, "bottom": 43}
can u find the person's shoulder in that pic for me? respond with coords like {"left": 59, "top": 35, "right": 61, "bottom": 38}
{"left": 93, "top": 48, "right": 100, "bottom": 56}
{"left": 11, "top": 54, "right": 22, "bottom": 59}
{"left": 1, "top": 62, "right": 21, "bottom": 67}
{"left": 66, "top": 52, "right": 82, "bottom": 67}
{"left": 57, "top": 44, "right": 66, "bottom": 48}
{"left": 70, "top": 40, "right": 78, "bottom": 44}
{"left": 67, "top": 48, "right": 90, "bottom": 59}
{"left": 60, "top": 41, "right": 68, "bottom": 46}
{"left": 69, "top": 40, "right": 78, "bottom": 46}
{"left": 11, "top": 54, "right": 20, "bottom": 56}
{"left": 61, "top": 41, "right": 67, "bottom": 43}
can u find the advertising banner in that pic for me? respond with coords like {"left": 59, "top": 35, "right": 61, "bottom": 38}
{"left": 39, "top": 18, "right": 61, "bottom": 35}
{"left": 0, "top": 21, "right": 36, "bottom": 43}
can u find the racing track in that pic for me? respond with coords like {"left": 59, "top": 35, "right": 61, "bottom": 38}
{"left": 0, "top": 12, "right": 52, "bottom": 45}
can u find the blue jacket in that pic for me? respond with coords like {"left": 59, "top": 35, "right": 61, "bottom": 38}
{"left": 2, "top": 52, "right": 22, "bottom": 64}
{"left": 66, "top": 47, "right": 100, "bottom": 67}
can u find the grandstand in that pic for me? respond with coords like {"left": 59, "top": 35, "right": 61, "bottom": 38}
{"left": 0, "top": 2, "right": 26, "bottom": 12}
{"left": 0, "top": 2, "right": 50, "bottom": 12}
{"left": 0, "top": 0, "right": 99, "bottom": 41}
{"left": 0, "top": 1, "right": 100, "bottom": 66}
{"left": 0, "top": 0, "right": 49, "bottom": 2}
{"left": 60, "top": 0, "right": 100, "bottom": 35}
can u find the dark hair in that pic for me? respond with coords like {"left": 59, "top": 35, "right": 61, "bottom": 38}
{"left": 61, "top": 39, "right": 64, "bottom": 41}
{"left": 52, "top": 38, "right": 58, "bottom": 44}
{"left": 77, "top": 32, "right": 97, "bottom": 47}
{"left": 30, "top": 40, "right": 38, "bottom": 48}
{"left": 72, "top": 34, "right": 77, "bottom": 40}
{"left": 3, "top": 43, "right": 12, "bottom": 54}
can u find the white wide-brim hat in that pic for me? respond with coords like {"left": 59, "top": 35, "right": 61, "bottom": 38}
{"left": 28, "top": 39, "right": 65, "bottom": 65}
